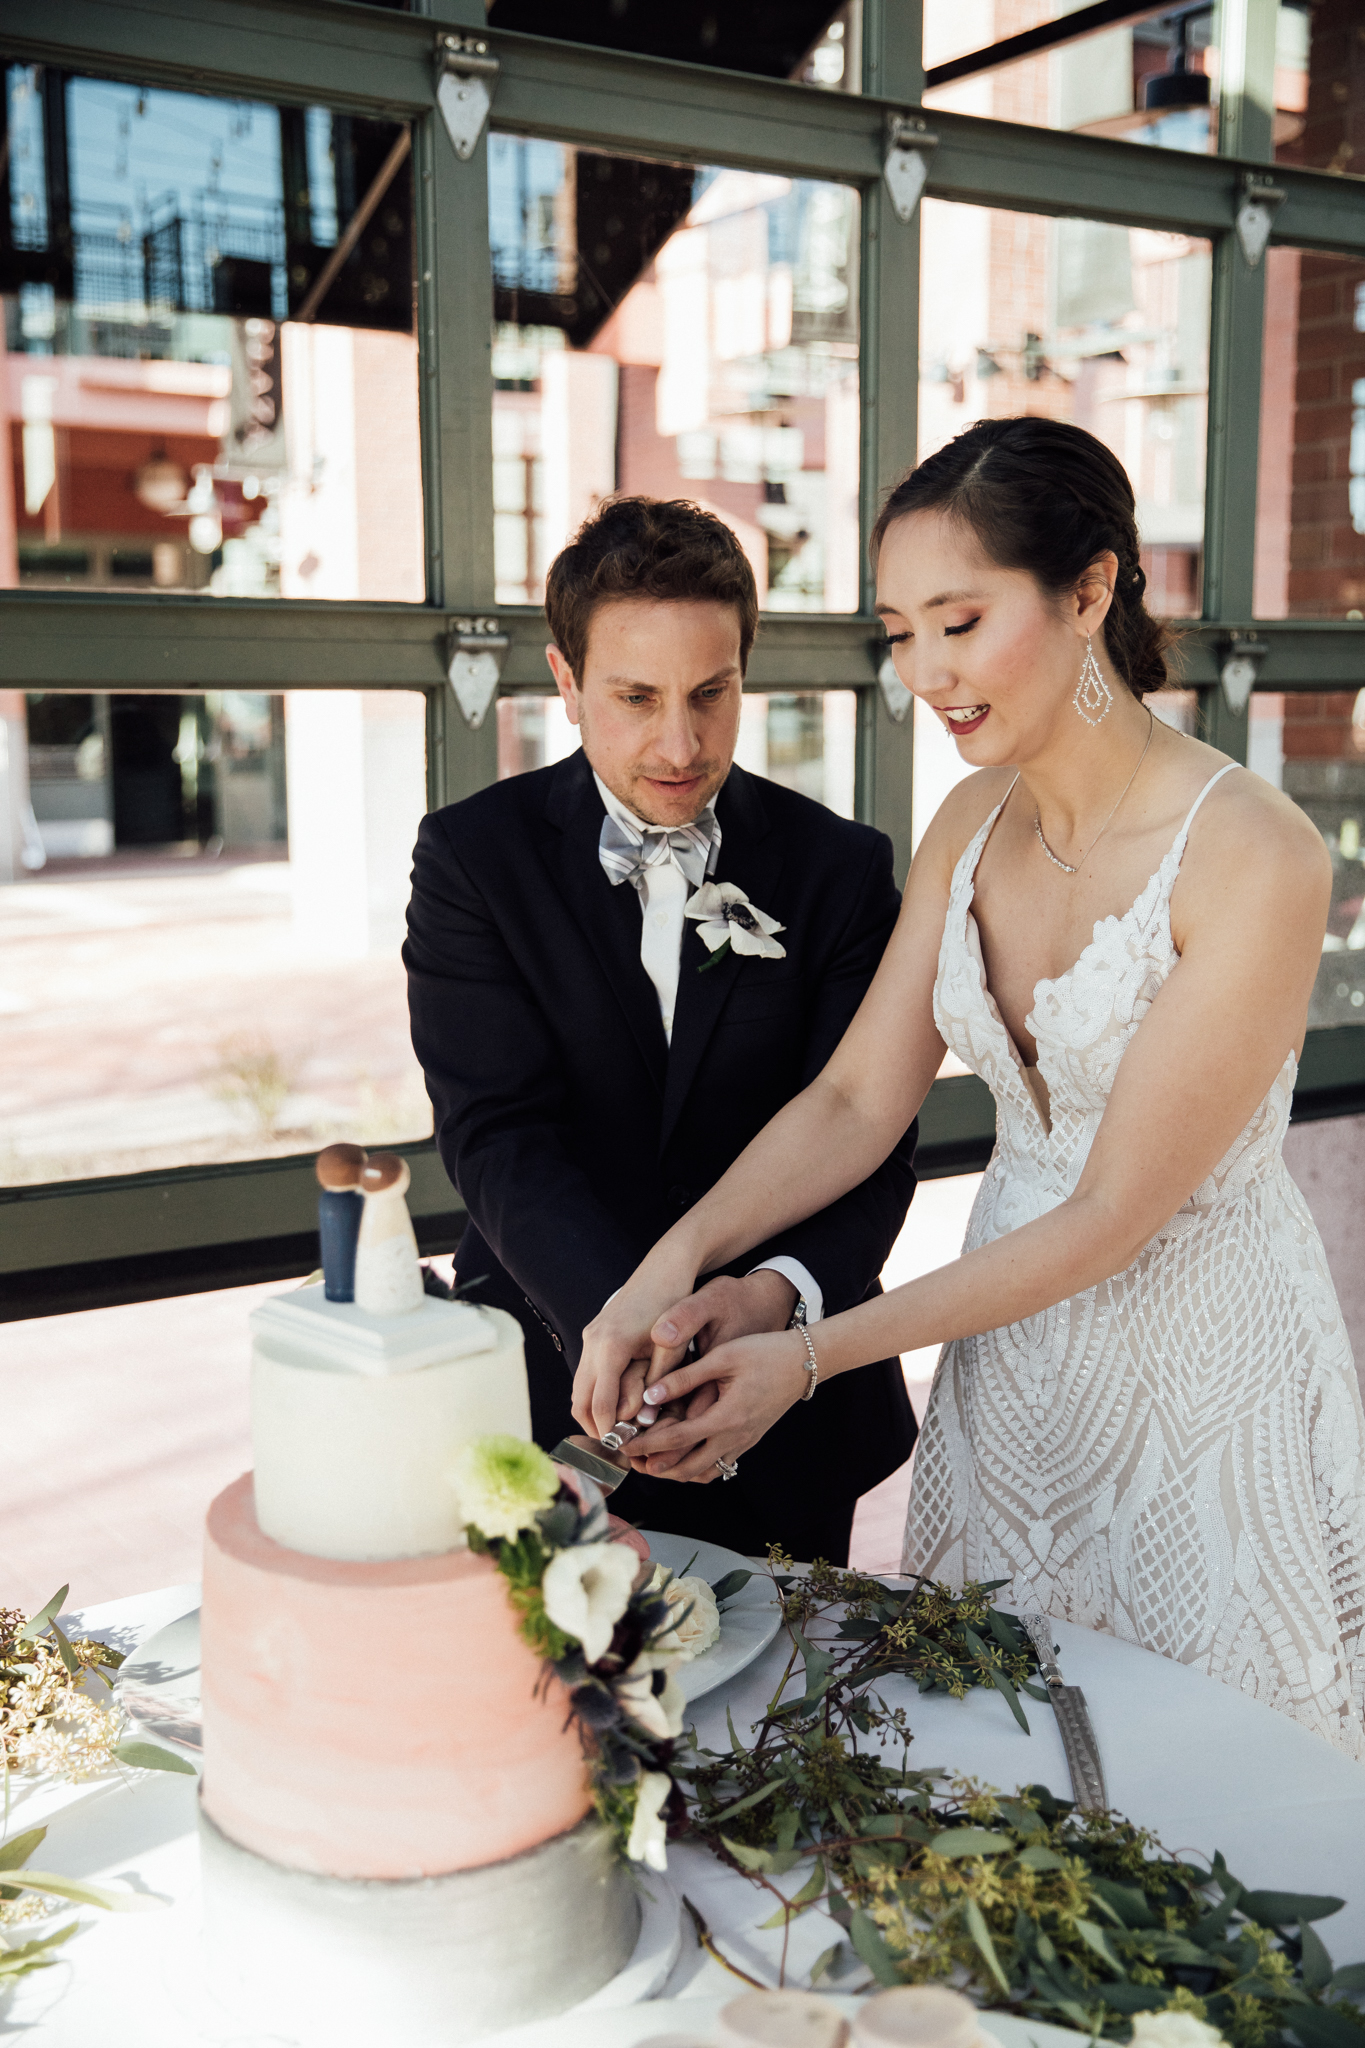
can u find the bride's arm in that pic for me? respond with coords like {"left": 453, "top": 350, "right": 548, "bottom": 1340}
{"left": 569, "top": 778, "right": 993, "bottom": 1439}
{"left": 624, "top": 771, "right": 1331, "bottom": 1479}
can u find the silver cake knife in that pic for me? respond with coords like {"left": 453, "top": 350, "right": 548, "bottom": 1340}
{"left": 1021, "top": 1611, "right": 1109, "bottom": 1813}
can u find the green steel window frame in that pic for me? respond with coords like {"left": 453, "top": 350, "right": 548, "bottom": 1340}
{"left": 1, "top": 0, "right": 1362, "bottom": 1314}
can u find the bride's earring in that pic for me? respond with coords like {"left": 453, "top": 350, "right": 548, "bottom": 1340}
{"left": 1074, "top": 635, "right": 1113, "bottom": 726}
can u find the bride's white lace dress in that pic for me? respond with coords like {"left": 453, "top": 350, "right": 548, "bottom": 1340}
{"left": 902, "top": 764, "right": 1365, "bottom": 1758}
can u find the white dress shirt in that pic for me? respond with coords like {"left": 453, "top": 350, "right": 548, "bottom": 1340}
{"left": 594, "top": 772, "right": 822, "bottom": 1324}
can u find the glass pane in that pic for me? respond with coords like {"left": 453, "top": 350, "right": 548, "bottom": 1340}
{"left": 920, "top": 200, "right": 1210, "bottom": 616}
{"left": 0, "top": 64, "right": 421, "bottom": 601}
{"left": 1254, "top": 245, "right": 1365, "bottom": 619}
{"left": 1246, "top": 688, "right": 1365, "bottom": 1028}
{"left": 0, "top": 688, "right": 431, "bottom": 1184}
{"left": 485, "top": 2, "right": 856, "bottom": 86}
{"left": 1274, "top": 0, "right": 1360, "bottom": 172}
{"left": 496, "top": 688, "right": 858, "bottom": 816}
{"left": 924, "top": 0, "right": 1224, "bottom": 153}
{"left": 488, "top": 139, "right": 860, "bottom": 613}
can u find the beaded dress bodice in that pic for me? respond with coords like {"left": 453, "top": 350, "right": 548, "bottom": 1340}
{"left": 902, "top": 767, "right": 1365, "bottom": 1758}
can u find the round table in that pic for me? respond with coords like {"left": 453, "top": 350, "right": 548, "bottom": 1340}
{"left": 4, "top": 1583, "right": 1364, "bottom": 2048}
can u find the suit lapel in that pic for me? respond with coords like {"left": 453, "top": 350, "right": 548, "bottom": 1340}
{"left": 659, "top": 764, "right": 783, "bottom": 1155}
{"left": 541, "top": 753, "right": 668, "bottom": 1094}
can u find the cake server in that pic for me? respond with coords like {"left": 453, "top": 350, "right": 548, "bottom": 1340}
{"left": 551, "top": 1433, "right": 633, "bottom": 1494}
{"left": 1021, "top": 1610, "right": 1109, "bottom": 1813}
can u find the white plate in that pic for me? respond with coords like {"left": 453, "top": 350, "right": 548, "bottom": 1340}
{"left": 117, "top": 1607, "right": 204, "bottom": 1751}
{"left": 639, "top": 1532, "right": 783, "bottom": 1704}
{"left": 490, "top": 1991, "right": 1091, "bottom": 2047}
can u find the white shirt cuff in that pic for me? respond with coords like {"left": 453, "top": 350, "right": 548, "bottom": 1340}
{"left": 748, "top": 1256, "right": 823, "bottom": 1324}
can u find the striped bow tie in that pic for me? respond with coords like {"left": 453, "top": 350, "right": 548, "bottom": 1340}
{"left": 598, "top": 806, "right": 719, "bottom": 894}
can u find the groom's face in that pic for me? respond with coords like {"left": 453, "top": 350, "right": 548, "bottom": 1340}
{"left": 547, "top": 597, "right": 744, "bottom": 827}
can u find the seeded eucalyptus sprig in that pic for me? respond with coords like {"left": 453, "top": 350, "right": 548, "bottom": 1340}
{"left": 677, "top": 1552, "right": 1365, "bottom": 2040}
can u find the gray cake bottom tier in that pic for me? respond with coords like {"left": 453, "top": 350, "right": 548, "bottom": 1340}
{"left": 200, "top": 1800, "right": 641, "bottom": 2046}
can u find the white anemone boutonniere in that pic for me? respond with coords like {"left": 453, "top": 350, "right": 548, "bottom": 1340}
{"left": 685, "top": 881, "right": 786, "bottom": 974}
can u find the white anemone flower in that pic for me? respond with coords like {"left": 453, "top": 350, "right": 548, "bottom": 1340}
{"left": 625, "top": 1769, "right": 672, "bottom": 1871}
{"left": 645, "top": 1567, "right": 721, "bottom": 1662}
{"left": 541, "top": 1541, "right": 638, "bottom": 1664}
{"left": 684, "top": 881, "right": 786, "bottom": 961}
{"left": 614, "top": 1654, "right": 687, "bottom": 1741}
{"left": 1130, "top": 2015, "right": 1229, "bottom": 2048}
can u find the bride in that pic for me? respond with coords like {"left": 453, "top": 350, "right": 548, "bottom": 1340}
{"left": 573, "top": 415, "right": 1365, "bottom": 1759}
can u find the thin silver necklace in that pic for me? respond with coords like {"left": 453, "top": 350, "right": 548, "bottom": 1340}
{"left": 1034, "top": 709, "right": 1155, "bottom": 876}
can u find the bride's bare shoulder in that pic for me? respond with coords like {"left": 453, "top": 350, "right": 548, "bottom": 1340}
{"left": 913, "top": 769, "right": 1018, "bottom": 880}
{"left": 1184, "top": 748, "right": 1331, "bottom": 908}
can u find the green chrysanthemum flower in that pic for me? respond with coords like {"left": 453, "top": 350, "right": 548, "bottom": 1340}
{"left": 455, "top": 1434, "right": 559, "bottom": 1542}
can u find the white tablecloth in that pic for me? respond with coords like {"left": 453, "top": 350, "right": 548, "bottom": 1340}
{"left": 4, "top": 1585, "right": 1364, "bottom": 2047}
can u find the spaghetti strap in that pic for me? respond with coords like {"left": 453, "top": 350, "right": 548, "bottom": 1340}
{"left": 1177, "top": 760, "right": 1239, "bottom": 839}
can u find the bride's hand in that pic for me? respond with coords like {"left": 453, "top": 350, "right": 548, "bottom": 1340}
{"left": 620, "top": 1329, "right": 811, "bottom": 1482}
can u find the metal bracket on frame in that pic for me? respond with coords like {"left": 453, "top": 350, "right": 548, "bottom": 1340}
{"left": 435, "top": 33, "right": 499, "bottom": 160}
{"left": 1218, "top": 630, "right": 1268, "bottom": 714}
{"left": 877, "top": 649, "right": 913, "bottom": 723}
{"left": 1234, "top": 173, "right": 1285, "bottom": 269}
{"left": 447, "top": 617, "right": 509, "bottom": 727}
{"left": 884, "top": 115, "right": 938, "bottom": 225}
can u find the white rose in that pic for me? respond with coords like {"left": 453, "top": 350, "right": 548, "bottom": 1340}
{"left": 541, "top": 1541, "right": 638, "bottom": 1664}
{"left": 1130, "top": 2014, "right": 1228, "bottom": 2048}
{"left": 646, "top": 1568, "right": 721, "bottom": 1662}
{"left": 625, "top": 1769, "right": 672, "bottom": 1871}
{"left": 615, "top": 1654, "right": 687, "bottom": 1741}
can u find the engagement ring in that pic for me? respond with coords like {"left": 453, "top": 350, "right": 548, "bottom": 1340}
{"left": 714, "top": 1456, "right": 739, "bottom": 1481}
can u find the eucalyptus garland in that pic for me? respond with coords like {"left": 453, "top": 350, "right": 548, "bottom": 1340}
{"left": 680, "top": 1557, "right": 1365, "bottom": 2045}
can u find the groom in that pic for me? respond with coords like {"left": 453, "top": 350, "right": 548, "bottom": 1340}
{"left": 405, "top": 496, "right": 917, "bottom": 1563}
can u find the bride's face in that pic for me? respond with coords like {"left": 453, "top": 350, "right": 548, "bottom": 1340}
{"left": 875, "top": 510, "right": 1096, "bottom": 764}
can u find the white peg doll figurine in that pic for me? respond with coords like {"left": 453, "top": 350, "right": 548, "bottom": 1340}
{"left": 353, "top": 1153, "right": 426, "bottom": 1316}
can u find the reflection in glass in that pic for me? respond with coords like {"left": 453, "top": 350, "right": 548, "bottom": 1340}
{"left": 923, "top": 3, "right": 1320, "bottom": 153}
{"left": 1248, "top": 689, "right": 1365, "bottom": 1029}
{"left": 495, "top": 689, "right": 857, "bottom": 816}
{"left": 488, "top": 140, "right": 860, "bottom": 613}
{"left": 1254, "top": 246, "right": 1365, "bottom": 619}
{"left": 0, "top": 64, "right": 422, "bottom": 601}
{"left": 920, "top": 200, "right": 1210, "bottom": 617}
{"left": 0, "top": 690, "right": 431, "bottom": 1184}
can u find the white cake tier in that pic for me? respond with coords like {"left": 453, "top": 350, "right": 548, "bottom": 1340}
{"left": 199, "top": 1803, "right": 640, "bottom": 2048}
{"left": 250, "top": 1291, "right": 530, "bottom": 1561}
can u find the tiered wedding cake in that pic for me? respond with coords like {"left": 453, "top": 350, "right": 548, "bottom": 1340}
{"left": 196, "top": 1149, "right": 639, "bottom": 2045}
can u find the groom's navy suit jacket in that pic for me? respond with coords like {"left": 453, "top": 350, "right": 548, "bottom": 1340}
{"left": 404, "top": 749, "right": 918, "bottom": 1560}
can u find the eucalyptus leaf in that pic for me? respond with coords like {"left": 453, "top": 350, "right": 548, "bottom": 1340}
{"left": 1074, "top": 1917, "right": 1125, "bottom": 1975}
{"left": 850, "top": 1908, "right": 903, "bottom": 1989}
{"left": 11, "top": 1870, "right": 162, "bottom": 1912}
{"left": 708, "top": 1780, "right": 781, "bottom": 1825}
{"left": 1015, "top": 1843, "right": 1066, "bottom": 1872}
{"left": 113, "top": 1742, "right": 198, "bottom": 1777}
{"left": 709, "top": 1570, "right": 753, "bottom": 1604}
{"left": 927, "top": 1827, "right": 1014, "bottom": 1859}
{"left": 17, "top": 1587, "right": 69, "bottom": 1644}
{"left": 808, "top": 1942, "right": 845, "bottom": 1987}
{"left": 963, "top": 1896, "right": 1012, "bottom": 1995}
{"left": 0, "top": 1919, "right": 78, "bottom": 1978}
{"left": 1328, "top": 1962, "right": 1365, "bottom": 1996}
{"left": 0, "top": 1828, "right": 47, "bottom": 1873}
{"left": 1243, "top": 1890, "right": 1345, "bottom": 1928}
{"left": 987, "top": 1664, "right": 1031, "bottom": 1734}
{"left": 1301, "top": 1920, "right": 1335, "bottom": 1993}
{"left": 720, "top": 1835, "right": 774, "bottom": 1872}
{"left": 1284, "top": 2008, "right": 1365, "bottom": 2048}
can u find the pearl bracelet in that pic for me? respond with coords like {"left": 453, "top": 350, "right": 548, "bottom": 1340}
{"left": 795, "top": 1322, "right": 819, "bottom": 1401}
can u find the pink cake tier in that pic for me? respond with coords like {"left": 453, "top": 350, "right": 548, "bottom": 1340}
{"left": 201, "top": 1473, "right": 591, "bottom": 1879}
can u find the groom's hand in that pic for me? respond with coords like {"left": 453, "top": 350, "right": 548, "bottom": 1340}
{"left": 649, "top": 1270, "right": 798, "bottom": 1372}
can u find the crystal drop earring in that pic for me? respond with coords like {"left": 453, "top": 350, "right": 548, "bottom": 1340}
{"left": 1074, "top": 635, "right": 1113, "bottom": 726}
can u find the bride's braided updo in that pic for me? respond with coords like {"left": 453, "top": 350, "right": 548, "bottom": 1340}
{"left": 871, "top": 417, "right": 1172, "bottom": 700}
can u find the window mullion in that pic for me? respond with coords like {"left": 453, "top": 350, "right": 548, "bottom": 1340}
{"left": 416, "top": 104, "right": 498, "bottom": 808}
{"left": 1198, "top": 0, "right": 1278, "bottom": 762}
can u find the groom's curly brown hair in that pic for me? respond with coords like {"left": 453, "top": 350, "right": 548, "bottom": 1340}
{"left": 545, "top": 496, "right": 759, "bottom": 679}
